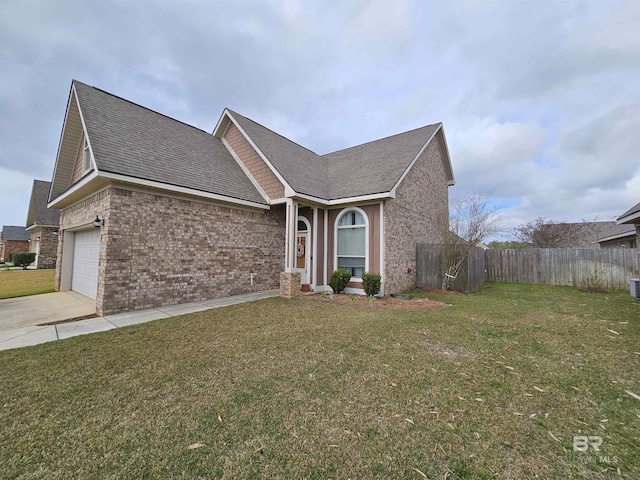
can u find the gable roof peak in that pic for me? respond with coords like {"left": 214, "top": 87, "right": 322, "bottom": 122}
{"left": 72, "top": 80, "right": 209, "bottom": 135}
{"left": 225, "top": 109, "right": 321, "bottom": 158}
{"left": 323, "top": 122, "right": 442, "bottom": 156}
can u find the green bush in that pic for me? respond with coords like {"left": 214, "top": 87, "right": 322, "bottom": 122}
{"left": 10, "top": 252, "right": 36, "bottom": 270}
{"left": 362, "top": 272, "right": 381, "bottom": 297}
{"left": 329, "top": 269, "right": 351, "bottom": 294}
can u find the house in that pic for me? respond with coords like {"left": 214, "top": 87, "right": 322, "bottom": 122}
{"left": 26, "top": 180, "right": 60, "bottom": 269}
{"left": 0, "top": 226, "right": 30, "bottom": 263}
{"left": 47, "top": 80, "right": 455, "bottom": 315}
{"left": 617, "top": 201, "right": 640, "bottom": 271}
{"left": 597, "top": 225, "right": 637, "bottom": 249}
{"left": 540, "top": 221, "right": 633, "bottom": 248}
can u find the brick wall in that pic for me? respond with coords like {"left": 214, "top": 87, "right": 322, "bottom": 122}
{"left": 55, "top": 189, "right": 111, "bottom": 296}
{"left": 29, "top": 227, "right": 58, "bottom": 269}
{"left": 223, "top": 123, "right": 285, "bottom": 200}
{"left": 384, "top": 133, "right": 449, "bottom": 293}
{"left": 1, "top": 240, "right": 30, "bottom": 262}
{"left": 103, "top": 187, "right": 285, "bottom": 315}
{"left": 57, "top": 186, "right": 286, "bottom": 315}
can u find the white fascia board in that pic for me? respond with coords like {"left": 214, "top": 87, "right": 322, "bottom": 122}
{"left": 48, "top": 170, "right": 100, "bottom": 208}
{"left": 291, "top": 191, "right": 393, "bottom": 207}
{"left": 617, "top": 211, "right": 640, "bottom": 225}
{"left": 26, "top": 225, "right": 58, "bottom": 231}
{"left": 225, "top": 111, "right": 294, "bottom": 194}
{"left": 49, "top": 86, "right": 76, "bottom": 203}
{"left": 73, "top": 87, "right": 98, "bottom": 174}
{"left": 221, "top": 137, "right": 270, "bottom": 203}
{"left": 390, "top": 125, "right": 441, "bottom": 197}
{"left": 438, "top": 125, "right": 456, "bottom": 186}
{"left": 597, "top": 230, "right": 636, "bottom": 242}
{"left": 211, "top": 108, "right": 230, "bottom": 137}
{"left": 98, "top": 172, "right": 270, "bottom": 210}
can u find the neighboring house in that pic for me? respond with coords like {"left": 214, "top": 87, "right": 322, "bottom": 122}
{"left": 540, "top": 221, "right": 633, "bottom": 248}
{"left": 0, "top": 226, "right": 30, "bottom": 263}
{"left": 47, "top": 80, "right": 455, "bottom": 315}
{"left": 26, "top": 180, "right": 60, "bottom": 269}
{"left": 597, "top": 226, "right": 637, "bottom": 249}
{"left": 617, "top": 201, "right": 640, "bottom": 272}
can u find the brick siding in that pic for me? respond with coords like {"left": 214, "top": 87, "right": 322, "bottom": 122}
{"left": 384, "top": 134, "right": 449, "bottom": 293}
{"left": 29, "top": 227, "right": 58, "bottom": 269}
{"left": 1, "top": 240, "right": 30, "bottom": 262}
{"left": 57, "top": 186, "right": 286, "bottom": 315}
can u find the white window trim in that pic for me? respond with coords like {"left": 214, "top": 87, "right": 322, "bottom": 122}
{"left": 334, "top": 207, "right": 369, "bottom": 282}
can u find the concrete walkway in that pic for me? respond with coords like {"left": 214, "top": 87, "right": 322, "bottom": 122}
{"left": 0, "top": 290, "right": 279, "bottom": 351}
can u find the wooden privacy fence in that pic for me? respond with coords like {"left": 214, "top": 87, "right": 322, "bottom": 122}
{"left": 417, "top": 245, "right": 638, "bottom": 292}
{"left": 416, "top": 244, "right": 486, "bottom": 293}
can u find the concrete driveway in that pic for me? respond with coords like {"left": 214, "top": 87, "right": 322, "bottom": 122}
{"left": 0, "top": 290, "right": 279, "bottom": 351}
{"left": 0, "top": 291, "right": 95, "bottom": 332}
{"left": 0, "top": 291, "right": 97, "bottom": 350}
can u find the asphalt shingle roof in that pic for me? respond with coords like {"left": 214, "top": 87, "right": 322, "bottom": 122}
{"left": 618, "top": 201, "right": 640, "bottom": 223}
{"left": 1, "top": 226, "right": 30, "bottom": 241}
{"left": 73, "top": 81, "right": 267, "bottom": 205}
{"left": 28, "top": 180, "right": 60, "bottom": 227}
{"left": 228, "top": 110, "right": 445, "bottom": 200}
{"left": 323, "top": 124, "right": 440, "bottom": 200}
{"left": 227, "top": 110, "right": 329, "bottom": 199}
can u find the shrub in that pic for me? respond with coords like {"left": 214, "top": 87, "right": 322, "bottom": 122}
{"left": 10, "top": 252, "right": 36, "bottom": 270}
{"left": 329, "top": 269, "right": 351, "bottom": 294}
{"left": 362, "top": 272, "right": 381, "bottom": 297}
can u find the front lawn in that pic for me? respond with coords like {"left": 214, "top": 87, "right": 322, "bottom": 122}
{"left": 0, "top": 269, "right": 55, "bottom": 299}
{"left": 1, "top": 284, "right": 638, "bottom": 479}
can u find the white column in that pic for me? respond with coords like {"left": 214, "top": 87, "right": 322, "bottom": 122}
{"left": 285, "top": 199, "right": 298, "bottom": 272}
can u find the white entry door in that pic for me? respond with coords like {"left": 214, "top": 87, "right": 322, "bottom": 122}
{"left": 295, "top": 218, "right": 311, "bottom": 284}
{"left": 72, "top": 229, "right": 100, "bottom": 299}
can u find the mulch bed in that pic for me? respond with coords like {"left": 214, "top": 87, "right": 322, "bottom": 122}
{"left": 299, "top": 293, "right": 449, "bottom": 310}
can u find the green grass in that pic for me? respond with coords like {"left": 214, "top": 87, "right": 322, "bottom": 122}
{"left": 0, "top": 269, "right": 55, "bottom": 299}
{"left": 1, "top": 283, "right": 639, "bottom": 479}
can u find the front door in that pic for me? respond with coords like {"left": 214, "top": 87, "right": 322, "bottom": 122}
{"left": 295, "top": 218, "right": 310, "bottom": 284}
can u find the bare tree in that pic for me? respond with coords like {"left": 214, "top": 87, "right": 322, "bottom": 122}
{"left": 440, "top": 193, "right": 502, "bottom": 290}
{"left": 513, "top": 217, "right": 607, "bottom": 248}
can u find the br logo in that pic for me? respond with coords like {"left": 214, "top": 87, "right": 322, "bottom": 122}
{"left": 573, "top": 436, "right": 602, "bottom": 452}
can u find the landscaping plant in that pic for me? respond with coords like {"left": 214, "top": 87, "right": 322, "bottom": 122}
{"left": 10, "top": 252, "right": 36, "bottom": 270}
{"left": 362, "top": 272, "right": 381, "bottom": 297}
{"left": 329, "top": 269, "right": 351, "bottom": 293}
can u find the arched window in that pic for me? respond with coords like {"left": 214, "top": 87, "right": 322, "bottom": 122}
{"left": 335, "top": 208, "right": 368, "bottom": 279}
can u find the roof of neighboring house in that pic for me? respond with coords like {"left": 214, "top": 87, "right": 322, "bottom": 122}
{"left": 618, "top": 201, "right": 640, "bottom": 224}
{"left": 26, "top": 180, "right": 60, "bottom": 228}
{"left": 71, "top": 81, "right": 267, "bottom": 205}
{"left": 1, "top": 226, "right": 30, "bottom": 241}
{"left": 595, "top": 222, "right": 636, "bottom": 242}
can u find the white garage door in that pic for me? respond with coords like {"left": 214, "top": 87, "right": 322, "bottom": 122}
{"left": 72, "top": 229, "right": 100, "bottom": 300}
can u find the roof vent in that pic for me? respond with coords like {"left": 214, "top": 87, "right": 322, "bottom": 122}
{"left": 631, "top": 278, "right": 640, "bottom": 300}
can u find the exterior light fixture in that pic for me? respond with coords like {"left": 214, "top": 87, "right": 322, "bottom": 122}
{"left": 53, "top": 230, "right": 60, "bottom": 236}
{"left": 93, "top": 216, "right": 105, "bottom": 228}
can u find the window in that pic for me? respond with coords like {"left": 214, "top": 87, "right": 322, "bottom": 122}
{"left": 82, "top": 140, "right": 91, "bottom": 174}
{"left": 336, "top": 209, "right": 367, "bottom": 279}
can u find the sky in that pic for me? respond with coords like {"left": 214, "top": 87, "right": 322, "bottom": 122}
{"left": 1, "top": 0, "right": 639, "bottom": 240}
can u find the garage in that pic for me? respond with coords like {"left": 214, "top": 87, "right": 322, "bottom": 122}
{"left": 71, "top": 229, "right": 100, "bottom": 300}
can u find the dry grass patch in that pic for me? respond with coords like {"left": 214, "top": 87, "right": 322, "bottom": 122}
{"left": 0, "top": 284, "right": 638, "bottom": 479}
{"left": 0, "top": 269, "right": 55, "bottom": 299}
